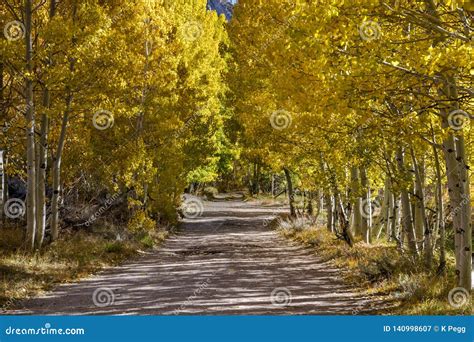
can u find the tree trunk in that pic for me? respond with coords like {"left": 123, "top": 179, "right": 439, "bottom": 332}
{"left": 246, "top": 165, "right": 253, "bottom": 195}
{"left": 307, "top": 191, "right": 313, "bottom": 215}
{"left": 412, "top": 154, "right": 425, "bottom": 252}
{"left": 411, "top": 149, "right": 431, "bottom": 267}
{"left": 440, "top": 75, "right": 471, "bottom": 289}
{"left": 350, "top": 166, "right": 362, "bottom": 237}
{"left": 396, "top": 147, "right": 418, "bottom": 256}
{"left": 375, "top": 180, "right": 391, "bottom": 239}
{"left": 34, "top": 0, "right": 57, "bottom": 247}
{"left": 271, "top": 173, "right": 274, "bottom": 197}
{"left": 432, "top": 140, "right": 445, "bottom": 274}
{"left": 335, "top": 191, "right": 354, "bottom": 247}
{"left": 50, "top": 101, "right": 71, "bottom": 241}
{"left": 359, "top": 166, "right": 370, "bottom": 243}
{"left": 391, "top": 193, "right": 402, "bottom": 248}
{"left": 25, "top": 0, "right": 37, "bottom": 250}
{"left": 384, "top": 186, "right": 394, "bottom": 240}
{"left": 454, "top": 135, "right": 471, "bottom": 290}
{"left": 325, "top": 192, "right": 334, "bottom": 232}
{"left": 35, "top": 108, "right": 49, "bottom": 247}
{"left": 51, "top": 0, "right": 77, "bottom": 241}
{"left": 283, "top": 167, "right": 295, "bottom": 217}
{"left": 313, "top": 190, "right": 322, "bottom": 221}
{"left": 256, "top": 163, "right": 261, "bottom": 195}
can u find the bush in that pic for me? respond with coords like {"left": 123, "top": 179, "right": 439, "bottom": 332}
{"left": 104, "top": 241, "right": 126, "bottom": 254}
{"left": 127, "top": 209, "right": 156, "bottom": 233}
{"left": 203, "top": 186, "right": 218, "bottom": 199}
{"left": 140, "top": 234, "right": 155, "bottom": 249}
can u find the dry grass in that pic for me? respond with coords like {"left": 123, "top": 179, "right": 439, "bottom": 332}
{"left": 0, "top": 227, "right": 168, "bottom": 310}
{"left": 279, "top": 224, "right": 472, "bottom": 315}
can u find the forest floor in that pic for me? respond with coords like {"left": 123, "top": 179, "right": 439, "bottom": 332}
{"left": 5, "top": 197, "right": 389, "bottom": 315}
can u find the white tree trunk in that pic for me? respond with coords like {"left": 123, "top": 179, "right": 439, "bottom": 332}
{"left": 454, "top": 136, "right": 471, "bottom": 290}
{"left": 35, "top": 112, "right": 48, "bottom": 247}
{"left": 35, "top": 0, "right": 56, "bottom": 247}
{"left": 359, "top": 166, "right": 370, "bottom": 243}
{"left": 411, "top": 149, "right": 431, "bottom": 266}
{"left": 375, "top": 179, "right": 391, "bottom": 240}
{"left": 283, "top": 167, "right": 295, "bottom": 217}
{"left": 25, "top": 0, "right": 37, "bottom": 250}
{"left": 391, "top": 193, "right": 401, "bottom": 247}
{"left": 50, "top": 107, "right": 70, "bottom": 241}
{"left": 412, "top": 154, "right": 425, "bottom": 251}
{"left": 432, "top": 141, "right": 445, "bottom": 273}
{"left": 440, "top": 75, "right": 471, "bottom": 289}
{"left": 396, "top": 148, "right": 418, "bottom": 256}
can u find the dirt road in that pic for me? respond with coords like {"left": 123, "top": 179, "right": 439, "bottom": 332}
{"left": 8, "top": 198, "right": 381, "bottom": 315}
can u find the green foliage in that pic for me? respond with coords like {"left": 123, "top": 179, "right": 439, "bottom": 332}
{"left": 139, "top": 235, "right": 155, "bottom": 249}
{"left": 104, "top": 242, "right": 127, "bottom": 254}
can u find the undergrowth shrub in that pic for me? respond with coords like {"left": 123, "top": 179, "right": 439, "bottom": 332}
{"left": 127, "top": 209, "right": 156, "bottom": 233}
{"left": 203, "top": 186, "right": 218, "bottom": 200}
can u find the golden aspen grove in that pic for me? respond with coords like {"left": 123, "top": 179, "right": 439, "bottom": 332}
{"left": 0, "top": 0, "right": 472, "bottom": 317}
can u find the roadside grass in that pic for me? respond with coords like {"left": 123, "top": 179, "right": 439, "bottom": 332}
{"left": 0, "top": 226, "right": 168, "bottom": 310}
{"left": 277, "top": 221, "right": 471, "bottom": 315}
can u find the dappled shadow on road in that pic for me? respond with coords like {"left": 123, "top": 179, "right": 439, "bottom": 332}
{"left": 6, "top": 199, "right": 388, "bottom": 315}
